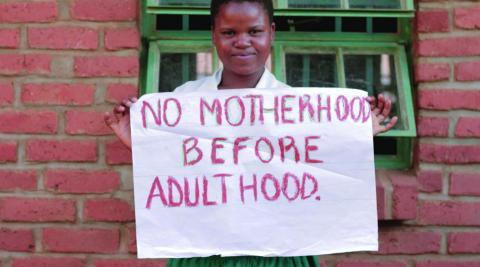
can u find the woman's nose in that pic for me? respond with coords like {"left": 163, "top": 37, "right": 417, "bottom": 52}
{"left": 234, "top": 33, "right": 251, "bottom": 48}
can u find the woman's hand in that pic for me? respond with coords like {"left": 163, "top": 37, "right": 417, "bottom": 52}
{"left": 366, "top": 94, "right": 398, "bottom": 136}
{"left": 104, "top": 97, "right": 137, "bottom": 149}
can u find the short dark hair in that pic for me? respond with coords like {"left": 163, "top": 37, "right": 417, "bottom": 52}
{"left": 210, "top": 0, "right": 274, "bottom": 27}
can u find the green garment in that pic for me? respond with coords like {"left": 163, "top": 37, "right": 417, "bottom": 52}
{"left": 168, "top": 256, "right": 320, "bottom": 267}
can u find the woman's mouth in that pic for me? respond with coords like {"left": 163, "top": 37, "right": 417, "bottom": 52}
{"left": 232, "top": 53, "right": 256, "bottom": 60}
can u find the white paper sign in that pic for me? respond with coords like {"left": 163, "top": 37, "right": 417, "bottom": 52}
{"left": 130, "top": 88, "right": 378, "bottom": 259}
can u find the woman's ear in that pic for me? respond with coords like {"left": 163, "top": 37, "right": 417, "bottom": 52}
{"left": 270, "top": 22, "right": 276, "bottom": 42}
{"left": 211, "top": 26, "right": 216, "bottom": 44}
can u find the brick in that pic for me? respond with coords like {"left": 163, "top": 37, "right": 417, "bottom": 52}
{"left": 0, "top": 2, "right": 57, "bottom": 23}
{"left": 0, "top": 197, "right": 75, "bottom": 222}
{"left": 0, "top": 28, "right": 20, "bottom": 48}
{"left": 43, "top": 228, "right": 119, "bottom": 253}
{"left": 84, "top": 198, "right": 134, "bottom": 222}
{"left": 417, "top": 170, "right": 443, "bottom": 193}
{"left": 450, "top": 172, "right": 480, "bottom": 196}
{"left": 417, "top": 10, "right": 449, "bottom": 33}
{"left": 74, "top": 56, "right": 139, "bottom": 77}
{"left": 417, "top": 261, "right": 480, "bottom": 267}
{"left": 419, "top": 201, "right": 480, "bottom": 225}
{"left": 0, "top": 83, "right": 14, "bottom": 105}
{"left": 415, "top": 63, "right": 450, "bottom": 82}
{"left": 28, "top": 26, "right": 98, "bottom": 50}
{"left": 455, "top": 61, "right": 480, "bottom": 81}
{"left": 419, "top": 90, "right": 480, "bottom": 110}
{"left": 26, "top": 139, "right": 97, "bottom": 162}
{"left": 94, "top": 259, "right": 167, "bottom": 267}
{"left": 419, "top": 143, "right": 480, "bottom": 164}
{"left": 456, "top": 117, "right": 480, "bottom": 137}
{"left": 337, "top": 261, "right": 407, "bottom": 267}
{"left": 378, "top": 231, "right": 441, "bottom": 254}
{"left": 71, "top": 0, "right": 137, "bottom": 21}
{"left": 24, "top": 54, "right": 51, "bottom": 74}
{"left": 418, "top": 37, "right": 480, "bottom": 57}
{"left": 376, "top": 184, "right": 385, "bottom": 220}
{"left": 12, "top": 257, "right": 86, "bottom": 267}
{"left": 0, "top": 54, "right": 51, "bottom": 75}
{"left": 391, "top": 174, "right": 417, "bottom": 220}
{"left": 106, "top": 83, "right": 138, "bottom": 103}
{"left": 106, "top": 139, "right": 132, "bottom": 165}
{"left": 128, "top": 226, "right": 136, "bottom": 253}
{"left": 45, "top": 169, "right": 119, "bottom": 194}
{"left": 22, "top": 83, "right": 95, "bottom": 106}
{"left": 0, "top": 228, "right": 34, "bottom": 252}
{"left": 449, "top": 232, "right": 480, "bottom": 253}
{"left": 65, "top": 111, "right": 112, "bottom": 135}
{"left": 105, "top": 27, "right": 139, "bottom": 50}
{"left": 0, "top": 142, "right": 16, "bottom": 162}
{"left": 417, "top": 116, "right": 449, "bottom": 137}
{"left": 0, "top": 111, "right": 57, "bottom": 134}
{"left": 0, "top": 170, "right": 37, "bottom": 191}
{"left": 455, "top": 7, "right": 480, "bottom": 29}
{"left": 0, "top": 54, "right": 23, "bottom": 74}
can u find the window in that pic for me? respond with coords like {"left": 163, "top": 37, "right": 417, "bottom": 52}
{"left": 140, "top": 0, "right": 416, "bottom": 169}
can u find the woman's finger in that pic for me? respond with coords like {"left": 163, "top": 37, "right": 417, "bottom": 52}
{"left": 383, "top": 116, "right": 398, "bottom": 132}
{"left": 382, "top": 98, "right": 392, "bottom": 118}
{"left": 104, "top": 112, "right": 118, "bottom": 126}
{"left": 377, "top": 94, "right": 385, "bottom": 113}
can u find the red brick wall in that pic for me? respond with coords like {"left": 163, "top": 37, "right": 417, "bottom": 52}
{"left": 0, "top": 0, "right": 161, "bottom": 266}
{"left": 0, "top": 0, "right": 479, "bottom": 267}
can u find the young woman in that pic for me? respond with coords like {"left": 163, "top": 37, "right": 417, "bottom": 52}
{"left": 105, "top": 1, "right": 398, "bottom": 266}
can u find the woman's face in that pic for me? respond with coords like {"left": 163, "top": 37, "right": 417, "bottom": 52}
{"left": 212, "top": 1, "right": 275, "bottom": 78}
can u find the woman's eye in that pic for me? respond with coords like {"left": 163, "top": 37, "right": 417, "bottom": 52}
{"left": 250, "top": 30, "right": 261, "bottom": 35}
{"left": 223, "top": 31, "right": 234, "bottom": 36}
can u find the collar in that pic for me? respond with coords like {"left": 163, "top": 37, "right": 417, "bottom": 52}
{"left": 212, "top": 67, "right": 278, "bottom": 89}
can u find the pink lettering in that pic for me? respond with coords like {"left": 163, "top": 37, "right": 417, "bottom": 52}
{"left": 299, "top": 95, "right": 315, "bottom": 122}
{"left": 168, "top": 176, "right": 183, "bottom": 207}
{"left": 281, "top": 95, "right": 295, "bottom": 124}
{"left": 163, "top": 98, "right": 182, "bottom": 127}
{"left": 211, "top": 137, "right": 226, "bottom": 164}
{"left": 255, "top": 137, "right": 275, "bottom": 163}
{"left": 301, "top": 172, "right": 318, "bottom": 200}
{"left": 200, "top": 98, "right": 222, "bottom": 125}
{"left": 213, "top": 173, "right": 232, "bottom": 204}
{"left": 224, "top": 96, "right": 245, "bottom": 126}
{"left": 261, "top": 173, "right": 281, "bottom": 201}
{"left": 274, "top": 96, "right": 280, "bottom": 124}
{"left": 278, "top": 136, "right": 300, "bottom": 163}
{"left": 233, "top": 137, "right": 250, "bottom": 164}
{"left": 317, "top": 95, "right": 332, "bottom": 122}
{"left": 335, "top": 95, "right": 349, "bottom": 121}
{"left": 362, "top": 97, "right": 371, "bottom": 123}
{"left": 240, "top": 174, "right": 257, "bottom": 204}
{"left": 183, "top": 137, "right": 203, "bottom": 166}
{"left": 141, "top": 100, "right": 161, "bottom": 128}
{"left": 282, "top": 172, "right": 301, "bottom": 201}
{"left": 244, "top": 94, "right": 264, "bottom": 124}
{"left": 202, "top": 176, "right": 217, "bottom": 206}
{"left": 184, "top": 177, "right": 200, "bottom": 207}
{"left": 305, "top": 136, "right": 323, "bottom": 164}
{"left": 350, "top": 96, "right": 362, "bottom": 122}
{"left": 146, "top": 176, "right": 168, "bottom": 208}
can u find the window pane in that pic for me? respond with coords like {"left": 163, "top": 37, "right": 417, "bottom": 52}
{"left": 159, "top": 52, "right": 214, "bottom": 92}
{"left": 344, "top": 54, "right": 402, "bottom": 130}
{"left": 287, "top": 0, "right": 340, "bottom": 8}
{"left": 374, "top": 137, "right": 397, "bottom": 155}
{"left": 156, "top": 0, "right": 209, "bottom": 7}
{"left": 349, "top": 0, "right": 402, "bottom": 9}
{"left": 286, "top": 54, "right": 337, "bottom": 87}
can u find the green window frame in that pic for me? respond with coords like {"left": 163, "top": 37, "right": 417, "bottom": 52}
{"left": 140, "top": 0, "right": 416, "bottom": 169}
